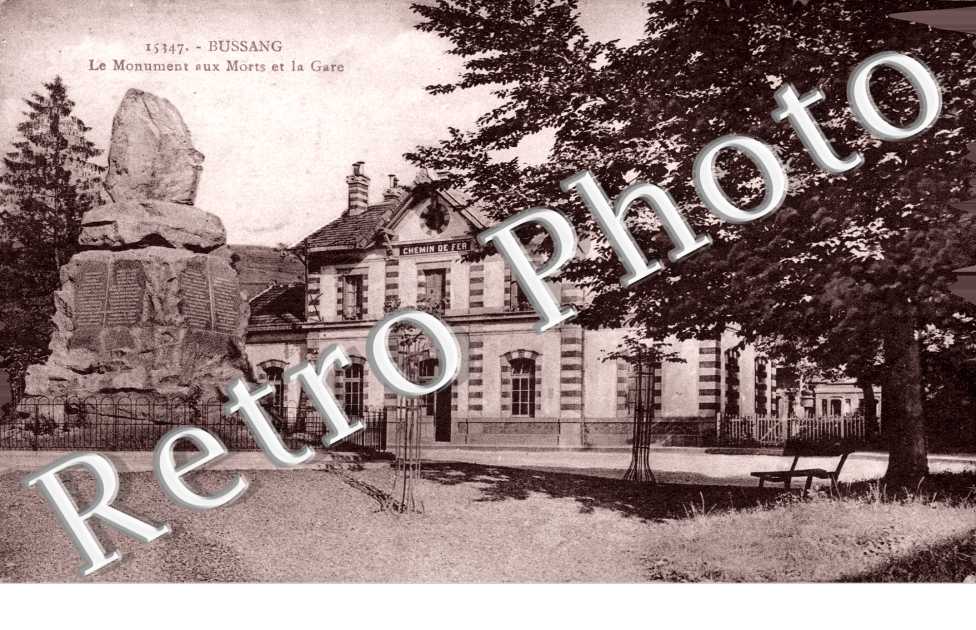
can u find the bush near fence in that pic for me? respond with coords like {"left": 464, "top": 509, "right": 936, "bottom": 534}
{"left": 0, "top": 396, "right": 387, "bottom": 452}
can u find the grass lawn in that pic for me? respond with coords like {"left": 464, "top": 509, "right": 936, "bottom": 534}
{"left": 1, "top": 462, "right": 974, "bottom": 582}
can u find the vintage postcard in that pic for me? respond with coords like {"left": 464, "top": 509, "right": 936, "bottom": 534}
{"left": 0, "top": 0, "right": 974, "bottom": 616}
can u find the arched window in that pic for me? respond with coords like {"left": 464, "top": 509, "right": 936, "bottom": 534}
{"left": 344, "top": 363, "right": 365, "bottom": 418}
{"left": 510, "top": 357, "right": 536, "bottom": 417}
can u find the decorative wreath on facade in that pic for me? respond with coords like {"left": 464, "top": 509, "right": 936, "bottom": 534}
{"left": 420, "top": 201, "right": 449, "bottom": 235}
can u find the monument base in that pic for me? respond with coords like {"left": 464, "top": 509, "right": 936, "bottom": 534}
{"left": 25, "top": 246, "right": 250, "bottom": 400}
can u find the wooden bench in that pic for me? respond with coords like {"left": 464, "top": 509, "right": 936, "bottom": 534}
{"left": 750, "top": 440, "right": 854, "bottom": 496}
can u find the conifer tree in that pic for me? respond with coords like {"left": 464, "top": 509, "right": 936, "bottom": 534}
{"left": 0, "top": 76, "right": 104, "bottom": 402}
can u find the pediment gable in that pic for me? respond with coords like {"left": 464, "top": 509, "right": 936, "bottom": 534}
{"left": 384, "top": 191, "right": 483, "bottom": 245}
{"left": 301, "top": 170, "right": 489, "bottom": 253}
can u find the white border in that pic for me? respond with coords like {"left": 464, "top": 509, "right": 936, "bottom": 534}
{"left": 1, "top": 584, "right": 972, "bottom": 630}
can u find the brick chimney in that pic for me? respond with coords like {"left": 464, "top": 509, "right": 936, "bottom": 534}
{"left": 346, "top": 161, "right": 369, "bottom": 215}
{"left": 383, "top": 174, "right": 401, "bottom": 202}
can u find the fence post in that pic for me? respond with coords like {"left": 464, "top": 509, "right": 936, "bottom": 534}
{"left": 112, "top": 398, "right": 120, "bottom": 450}
{"left": 32, "top": 400, "right": 39, "bottom": 452}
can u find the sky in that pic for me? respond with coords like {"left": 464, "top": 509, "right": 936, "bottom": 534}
{"left": 0, "top": 0, "right": 648, "bottom": 246}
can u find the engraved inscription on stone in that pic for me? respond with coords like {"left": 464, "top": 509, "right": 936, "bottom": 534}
{"left": 212, "top": 277, "right": 239, "bottom": 334}
{"left": 74, "top": 262, "right": 108, "bottom": 328}
{"left": 106, "top": 261, "right": 146, "bottom": 326}
{"left": 180, "top": 267, "right": 213, "bottom": 330}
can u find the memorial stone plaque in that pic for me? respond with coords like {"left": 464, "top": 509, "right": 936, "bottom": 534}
{"left": 180, "top": 264, "right": 213, "bottom": 330}
{"left": 106, "top": 260, "right": 146, "bottom": 326}
{"left": 74, "top": 261, "right": 108, "bottom": 328}
{"left": 212, "top": 276, "right": 239, "bottom": 334}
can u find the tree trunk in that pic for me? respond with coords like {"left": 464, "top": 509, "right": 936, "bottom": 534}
{"left": 881, "top": 313, "right": 928, "bottom": 486}
{"left": 9, "top": 367, "right": 26, "bottom": 407}
{"left": 857, "top": 377, "right": 878, "bottom": 443}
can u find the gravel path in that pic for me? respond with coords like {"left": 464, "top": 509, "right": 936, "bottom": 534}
{"left": 3, "top": 463, "right": 972, "bottom": 582}
{"left": 0, "top": 465, "right": 654, "bottom": 582}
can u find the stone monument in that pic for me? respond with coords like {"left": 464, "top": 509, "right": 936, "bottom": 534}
{"left": 25, "top": 89, "right": 250, "bottom": 399}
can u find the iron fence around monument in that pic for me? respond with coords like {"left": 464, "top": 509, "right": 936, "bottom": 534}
{"left": 0, "top": 395, "right": 388, "bottom": 452}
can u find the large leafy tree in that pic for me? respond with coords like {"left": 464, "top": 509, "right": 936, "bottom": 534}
{"left": 0, "top": 76, "right": 104, "bottom": 402}
{"left": 408, "top": 0, "right": 976, "bottom": 485}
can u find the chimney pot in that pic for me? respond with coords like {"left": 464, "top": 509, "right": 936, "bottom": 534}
{"left": 346, "top": 161, "right": 370, "bottom": 215}
{"left": 383, "top": 174, "right": 401, "bottom": 202}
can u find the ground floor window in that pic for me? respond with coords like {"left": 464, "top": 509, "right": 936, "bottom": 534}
{"left": 510, "top": 357, "right": 536, "bottom": 417}
{"left": 625, "top": 360, "right": 655, "bottom": 416}
{"left": 344, "top": 363, "right": 365, "bottom": 417}
{"left": 419, "top": 358, "right": 438, "bottom": 416}
{"left": 261, "top": 365, "right": 286, "bottom": 419}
